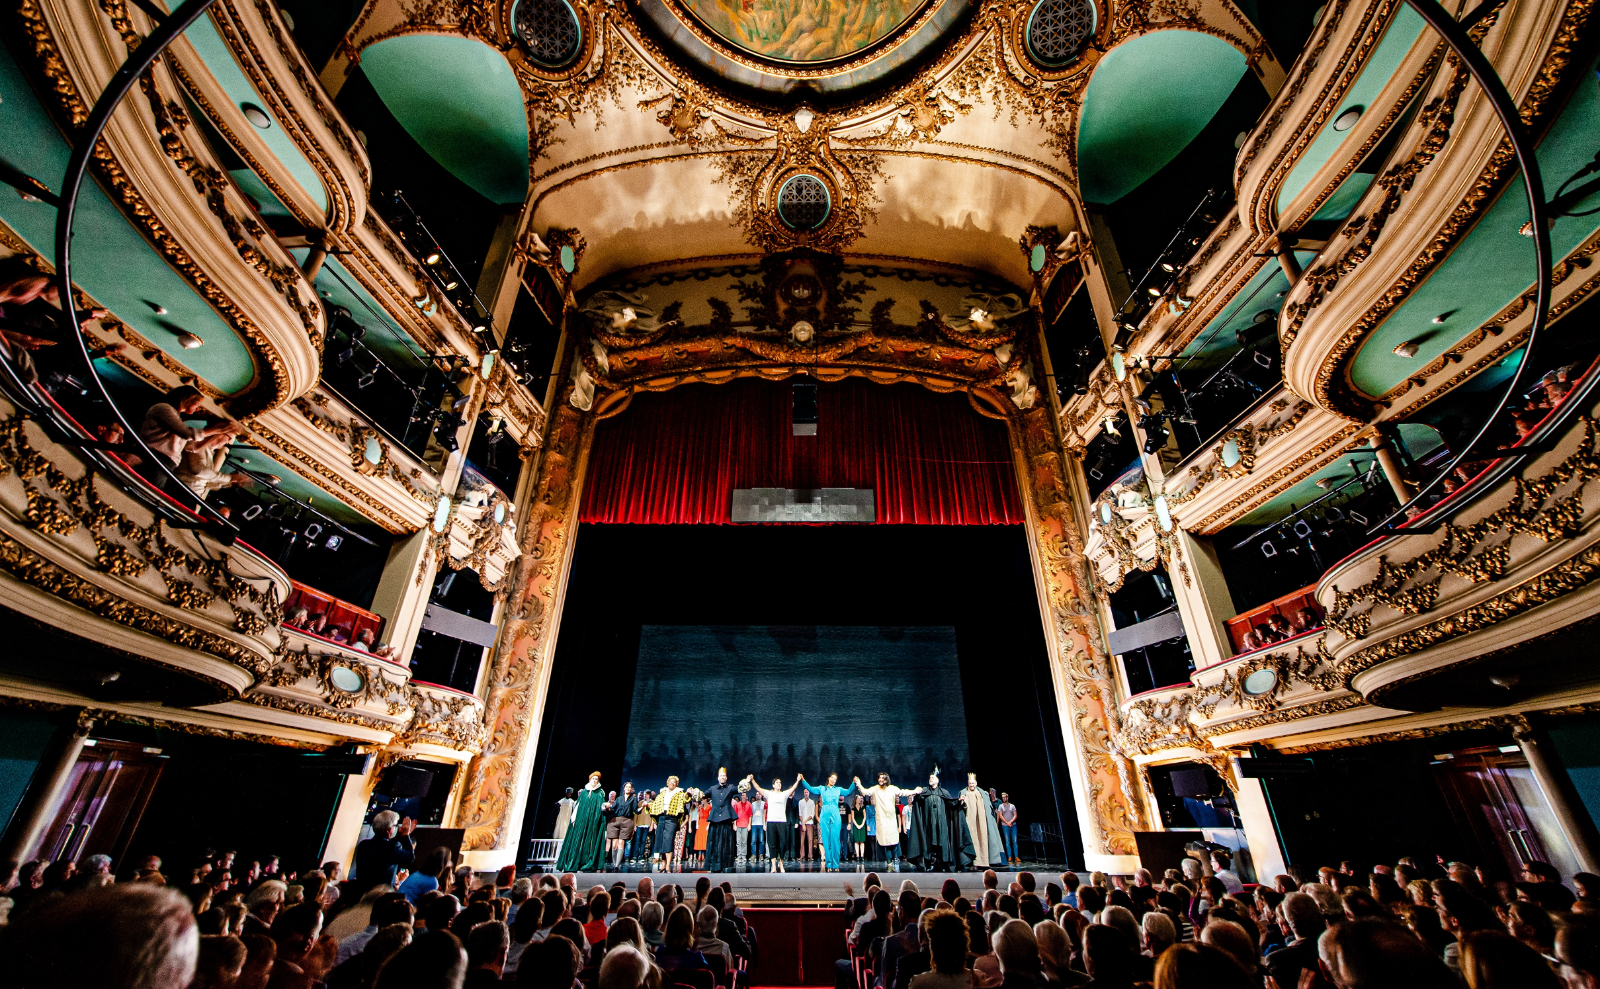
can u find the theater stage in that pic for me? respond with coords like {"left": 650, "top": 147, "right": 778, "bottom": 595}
{"left": 544, "top": 866, "right": 1073, "bottom": 904}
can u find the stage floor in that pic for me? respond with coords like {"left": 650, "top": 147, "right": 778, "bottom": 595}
{"left": 529, "top": 862, "right": 1073, "bottom": 903}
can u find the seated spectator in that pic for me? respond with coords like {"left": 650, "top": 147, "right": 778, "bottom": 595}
{"left": 1079, "top": 924, "right": 1132, "bottom": 989}
{"left": 243, "top": 880, "right": 287, "bottom": 937}
{"left": 1, "top": 883, "right": 199, "bottom": 989}
{"left": 693, "top": 904, "right": 732, "bottom": 968}
{"left": 1198, "top": 920, "right": 1256, "bottom": 979}
{"left": 1031, "top": 919, "right": 1084, "bottom": 987}
{"left": 994, "top": 919, "right": 1049, "bottom": 989}
{"left": 640, "top": 900, "right": 665, "bottom": 948}
{"left": 1152, "top": 942, "right": 1253, "bottom": 989}
{"left": 911, "top": 910, "right": 977, "bottom": 989}
{"left": 655, "top": 904, "right": 709, "bottom": 971}
{"left": 599, "top": 945, "right": 654, "bottom": 989}
{"left": 375, "top": 929, "right": 467, "bottom": 989}
{"left": 1436, "top": 880, "right": 1503, "bottom": 971}
{"left": 1521, "top": 861, "right": 1578, "bottom": 912}
{"left": 352, "top": 924, "right": 412, "bottom": 987}
{"left": 966, "top": 911, "right": 1000, "bottom": 988}
{"left": 337, "top": 892, "right": 413, "bottom": 966}
{"left": 192, "top": 934, "right": 247, "bottom": 989}
{"left": 465, "top": 921, "right": 511, "bottom": 989}
{"left": 1318, "top": 918, "right": 1456, "bottom": 989}
{"left": 1140, "top": 911, "right": 1175, "bottom": 964}
{"left": 1505, "top": 900, "right": 1556, "bottom": 957}
{"left": 1289, "top": 607, "right": 1320, "bottom": 633}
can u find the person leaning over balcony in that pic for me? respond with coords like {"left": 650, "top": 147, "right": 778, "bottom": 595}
{"left": 139, "top": 385, "right": 241, "bottom": 484}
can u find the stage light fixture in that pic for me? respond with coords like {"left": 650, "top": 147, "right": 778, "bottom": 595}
{"left": 242, "top": 504, "right": 263, "bottom": 521}
{"left": 1292, "top": 519, "right": 1313, "bottom": 539}
{"left": 177, "top": 331, "right": 204, "bottom": 350}
{"left": 1088, "top": 455, "right": 1110, "bottom": 482}
{"left": 356, "top": 369, "right": 376, "bottom": 390}
{"left": 1160, "top": 261, "right": 1178, "bottom": 273}
{"left": 304, "top": 523, "right": 323, "bottom": 542}
{"left": 326, "top": 534, "right": 343, "bottom": 550}
{"left": 424, "top": 251, "right": 442, "bottom": 265}
{"left": 1349, "top": 511, "right": 1369, "bottom": 525}
{"left": 444, "top": 280, "right": 458, "bottom": 290}
{"left": 1146, "top": 286, "right": 1163, "bottom": 298}
{"left": 1260, "top": 540, "right": 1278, "bottom": 558}
{"left": 265, "top": 503, "right": 285, "bottom": 520}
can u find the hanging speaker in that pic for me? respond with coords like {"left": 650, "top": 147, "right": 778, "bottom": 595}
{"left": 379, "top": 764, "right": 435, "bottom": 799}
{"left": 792, "top": 381, "right": 818, "bottom": 436}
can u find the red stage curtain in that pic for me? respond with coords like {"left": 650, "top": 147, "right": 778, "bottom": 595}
{"left": 580, "top": 378, "right": 1024, "bottom": 525}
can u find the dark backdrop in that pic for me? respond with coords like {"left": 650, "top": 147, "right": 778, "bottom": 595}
{"left": 624, "top": 625, "right": 970, "bottom": 791}
{"left": 520, "top": 522, "right": 1085, "bottom": 866}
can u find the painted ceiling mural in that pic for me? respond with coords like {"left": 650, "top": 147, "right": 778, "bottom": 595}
{"left": 677, "top": 0, "right": 930, "bottom": 62}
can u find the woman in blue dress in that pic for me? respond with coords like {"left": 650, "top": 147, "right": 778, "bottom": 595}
{"left": 798, "top": 773, "right": 858, "bottom": 871}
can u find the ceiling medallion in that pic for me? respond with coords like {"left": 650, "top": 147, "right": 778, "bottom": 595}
{"left": 513, "top": 0, "right": 584, "bottom": 69}
{"left": 1024, "top": 0, "right": 1096, "bottom": 69}
{"left": 776, "top": 174, "right": 832, "bottom": 231}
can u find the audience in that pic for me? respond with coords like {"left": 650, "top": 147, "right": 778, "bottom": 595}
{"left": 7, "top": 842, "right": 1600, "bottom": 989}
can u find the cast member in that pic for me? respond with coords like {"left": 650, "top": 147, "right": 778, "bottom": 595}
{"left": 554, "top": 772, "right": 607, "bottom": 871}
{"left": 960, "top": 773, "right": 1005, "bottom": 870}
{"left": 799, "top": 773, "right": 859, "bottom": 871}
{"left": 606, "top": 782, "right": 640, "bottom": 869}
{"left": 905, "top": 771, "right": 969, "bottom": 871}
{"left": 649, "top": 775, "right": 689, "bottom": 871}
{"left": 705, "top": 768, "right": 741, "bottom": 872}
{"left": 855, "top": 773, "right": 924, "bottom": 872}
{"left": 553, "top": 788, "right": 577, "bottom": 840}
{"left": 748, "top": 775, "right": 801, "bottom": 873}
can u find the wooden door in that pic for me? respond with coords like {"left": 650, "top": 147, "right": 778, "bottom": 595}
{"left": 35, "top": 740, "right": 165, "bottom": 870}
{"left": 1433, "top": 748, "right": 1556, "bottom": 880}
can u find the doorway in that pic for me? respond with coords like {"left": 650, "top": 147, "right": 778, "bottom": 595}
{"left": 35, "top": 738, "right": 166, "bottom": 870}
{"left": 1433, "top": 746, "right": 1580, "bottom": 882}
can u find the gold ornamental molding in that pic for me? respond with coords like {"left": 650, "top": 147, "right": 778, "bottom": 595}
{"left": 15, "top": 0, "right": 324, "bottom": 415}
{"left": 452, "top": 272, "right": 1150, "bottom": 862}
{"left": 1283, "top": 0, "right": 1594, "bottom": 421}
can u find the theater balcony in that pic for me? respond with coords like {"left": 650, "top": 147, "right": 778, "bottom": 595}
{"left": 224, "top": 625, "right": 417, "bottom": 742}
{"left": 0, "top": 391, "right": 286, "bottom": 708}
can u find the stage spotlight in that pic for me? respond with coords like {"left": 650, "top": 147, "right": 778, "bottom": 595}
{"left": 356, "top": 369, "right": 376, "bottom": 390}
{"left": 1325, "top": 506, "right": 1346, "bottom": 523}
{"left": 325, "top": 534, "right": 343, "bottom": 550}
{"left": 1260, "top": 540, "right": 1278, "bottom": 558}
{"left": 265, "top": 503, "right": 285, "bottom": 520}
{"left": 304, "top": 523, "right": 323, "bottom": 542}
{"left": 1253, "top": 350, "right": 1274, "bottom": 368}
{"left": 1292, "top": 519, "right": 1313, "bottom": 539}
{"left": 1160, "top": 261, "right": 1178, "bottom": 273}
{"left": 1088, "top": 455, "right": 1110, "bottom": 482}
{"left": 242, "top": 504, "right": 263, "bottom": 521}
{"left": 1349, "top": 510, "right": 1369, "bottom": 526}
{"left": 444, "top": 280, "right": 458, "bottom": 290}
{"left": 1147, "top": 286, "right": 1163, "bottom": 298}
{"left": 424, "top": 251, "right": 441, "bottom": 265}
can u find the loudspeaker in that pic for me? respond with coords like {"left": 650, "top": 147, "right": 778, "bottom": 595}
{"left": 381, "top": 765, "right": 435, "bottom": 799}
{"left": 1169, "top": 768, "right": 1211, "bottom": 798}
{"left": 792, "top": 381, "right": 818, "bottom": 436}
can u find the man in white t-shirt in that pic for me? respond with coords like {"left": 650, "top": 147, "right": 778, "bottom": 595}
{"left": 748, "top": 775, "right": 799, "bottom": 872}
{"left": 797, "top": 792, "right": 818, "bottom": 863}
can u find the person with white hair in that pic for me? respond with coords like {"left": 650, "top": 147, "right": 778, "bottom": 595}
{"left": 83, "top": 853, "right": 113, "bottom": 877}
{"left": 242, "top": 879, "right": 287, "bottom": 936}
{"left": 598, "top": 944, "right": 652, "bottom": 989}
{"left": 352, "top": 808, "right": 415, "bottom": 896}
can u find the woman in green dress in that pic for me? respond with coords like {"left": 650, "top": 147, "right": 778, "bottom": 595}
{"left": 555, "top": 772, "right": 608, "bottom": 871}
{"left": 848, "top": 795, "right": 869, "bottom": 864}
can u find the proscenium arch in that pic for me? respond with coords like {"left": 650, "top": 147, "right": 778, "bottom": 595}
{"left": 453, "top": 311, "right": 1149, "bottom": 872}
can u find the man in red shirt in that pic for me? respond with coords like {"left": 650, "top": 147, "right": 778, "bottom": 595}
{"left": 734, "top": 792, "right": 754, "bottom": 865}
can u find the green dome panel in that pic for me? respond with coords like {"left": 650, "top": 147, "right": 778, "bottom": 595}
{"left": 361, "top": 35, "right": 530, "bottom": 205}
{"left": 1077, "top": 30, "right": 1247, "bottom": 205}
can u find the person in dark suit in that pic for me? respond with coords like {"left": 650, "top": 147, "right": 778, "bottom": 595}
{"left": 1265, "top": 891, "right": 1327, "bottom": 989}
{"left": 878, "top": 892, "right": 925, "bottom": 988}
{"left": 890, "top": 909, "right": 940, "bottom": 989}
{"left": 351, "top": 809, "right": 415, "bottom": 896}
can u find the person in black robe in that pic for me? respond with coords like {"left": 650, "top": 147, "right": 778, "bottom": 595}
{"left": 704, "top": 767, "right": 741, "bottom": 872}
{"left": 903, "top": 772, "right": 974, "bottom": 871}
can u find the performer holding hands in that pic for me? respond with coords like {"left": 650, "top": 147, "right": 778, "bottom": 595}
{"left": 798, "top": 773, "right": 858, "bottom": 871}
{"left": 746, "top": 774, "right": 801, "bottom": 872}
{"left": 856, "top": 773, "right": 923, "bottom": 872}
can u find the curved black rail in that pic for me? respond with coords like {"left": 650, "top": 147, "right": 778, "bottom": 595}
{"left": 1368, "top": 0, "right": 1553, "bottom": 532}
{"left": 50, "top": 0, "right": 234, "bottom": 531}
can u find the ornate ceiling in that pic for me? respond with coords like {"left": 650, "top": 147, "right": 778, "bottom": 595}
{"left": 321, "top": 0, "right": 1278, "bottom": 288}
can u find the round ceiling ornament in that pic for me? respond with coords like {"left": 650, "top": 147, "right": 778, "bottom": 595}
{"left": 1025, "top": 0, "right": 1096, "bottom": 69}
{"left": 513, "top": 0, "right": 583, "bottom": 69}
{"left": 777, "top": 174, "right": 832, "bottom": 231}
